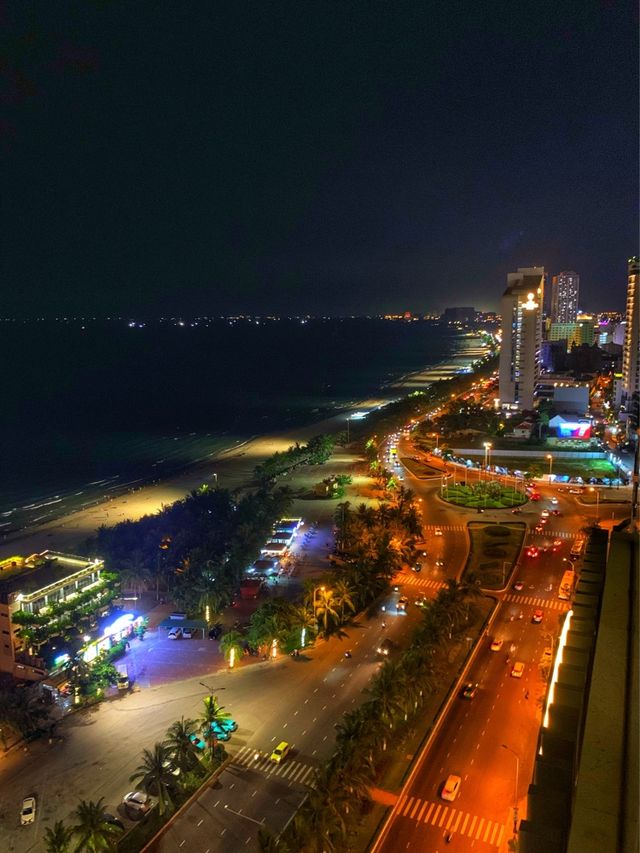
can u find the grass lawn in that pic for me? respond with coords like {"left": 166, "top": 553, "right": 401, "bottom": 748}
{"left": 463, "top": 521, "right": 526, "bottom": 589}
{"left": 490, "top": 455, "right": 618, "bottom": 479}
{"left": 442, "top": 483, "right": 527, "bottom": 509}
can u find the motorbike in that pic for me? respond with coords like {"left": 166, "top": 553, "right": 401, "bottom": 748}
{"left": 344, "top": 650, "right": 352, "bottom": 659}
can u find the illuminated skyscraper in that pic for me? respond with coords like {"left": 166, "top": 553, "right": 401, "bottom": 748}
{"left": 550, "top": 271, "right": 580, "bottom": 324}
{"left": 622, "top": 257, "right": 640, "bottom": 419}
{"left": 498, "top": 267, "right": 545, "bottom": 410}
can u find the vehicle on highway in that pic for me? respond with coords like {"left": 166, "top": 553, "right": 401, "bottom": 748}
{"left": 513, "top": 581, "right": 524, "bottom": 591}
{"left": 551, "top": 497, "right": 559, "bottom": 504}
{"left": 568, "top": 487, "right": 584, "bottom": 494}
{"left": 116, "top": 673, "right": 129, "bottom": 691}
{"left": 530, "top": 492, "right": 541, "bottom": 501}
{"left": 270, "top": 741, "right": 291, "bottom": 763}
{"left": 434, "top": 527, "right": 443, "bottom": 536}
{"left": 376, "top": 638, "right": 395, "bottom": 658}
{"left": 167, "top": 628, "right": 182, "bottom": 640}
{"left": 490, "top": 638, "right": 504, "bottom": 652}
{"left": 460, "top": 682, "right": 478, "bottom": 700}
{"left": 541, "top": 509, "right": 550, "bottom": 518}
{"left": 570, "top": 538, "right": 586, "bottom": 559}
{"left": 397, "top": 596, "right": 408, "bottom": 611}
{"left": 441, "top": 774, "right": 461, "bottom": 801}
{"left": 511, "top": 507, "right": 522, "bottom": 514}
{"left": 532, "top": 609, "right": 543, "bottom": 623}
{"left": 123, "top": 791, "right": 152, "bottom": 818}
{"left": 551, "top": 509, "right": 561, "bottom": 516}
{"left": 534, "top": 525, "right": 544, "bottom": 534}
{"left": 411, "top": 564, "right": 422, "bottom": 572}
{"left": 20, "top": 797, "right": 36, "bottom": 826}
{"left": 414, "top": 596, "right": 428, "bottom": 607}
{"left": 511, "top": 661, "right": 525, "bottom": 678}
{"left": 526, "top": 546, "right": 539, "bottom": 558}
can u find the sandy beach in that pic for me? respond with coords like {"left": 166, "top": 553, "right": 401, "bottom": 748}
{"left": 0, "top": 397, "right": 387, "bottom": 561}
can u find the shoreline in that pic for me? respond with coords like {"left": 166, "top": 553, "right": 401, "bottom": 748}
{"left": 0, "top": 334, "right": 488, "bottom": 560}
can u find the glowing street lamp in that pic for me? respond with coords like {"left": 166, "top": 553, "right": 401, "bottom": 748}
{"left": 483, "top": 442, "right": 492, "bottom": 482}
{"left": 546, "top": 454, "right": 553, "bottom": 477}
{"left": 589, "top": 486, "right": 600, "bottom": 521}
{"left": 271, "top": 638, "right": 278, "bottom": 659}
{"left": 229, "top": 647, "right": 235, "bottom": 669}
{"left": 312, "top": 585, "right": 326, "bottom": 615}
{"left": 301, "top": 626, "right": 307, "bottom": 648}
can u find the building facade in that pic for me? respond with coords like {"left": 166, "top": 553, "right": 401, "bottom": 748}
{"left": 550, "top": 270, "right": 580, "bottom": 324}
{"left": 622, "top": 257, "right": 640, "bottom": 405}
{"left": 548, "top": 321, "right": 596, "bottom": 351}
{"left": 498, "top": 267, "right": 545, "bottom": 410}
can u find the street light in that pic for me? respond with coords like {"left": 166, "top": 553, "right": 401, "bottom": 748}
{"left": 589, "top": 486, "right": 600, "bottom": 521}
{"left": 312, "top": 585, "right": 326, "bottom": 614}
{"left": 502, "top": 743, "right": 520, "bottom": 836}
{"left": 199, "top": 682, "right": 225, "bottom": 705}
{"left": 546, "top": 454, "right": 553, "bottom": 477}
{"left": 483, "top": 442, "right": 492, "bottom": 481}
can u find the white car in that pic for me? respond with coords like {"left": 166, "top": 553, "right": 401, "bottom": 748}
{"left": 441, "top": 774, "right": 461, "bottom": 802}
{"left": 167, "top": 628, "right": 182, "bottom": 640}
{"left": 181, "top": 627, "right": 193, "bottom": 639}
{"left": 434, "top": 528, "right": 443, "bottom": 537}
{"left": 123, "top": 791, "right": 152, "bottom": 816}
{"left": 20, "top": 797, "right": 36, "bottom": 826}
{"left": 550, "top": 497, "right": 559, "bottom": 504}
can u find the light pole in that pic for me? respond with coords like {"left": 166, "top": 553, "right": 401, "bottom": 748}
{"left": 312, "top": 585, "right": 325, "bottom": 614}
{"left": 546, "top": 454, "right": 553, "bottom": 478}
{"left": 199, "top": 682, "right": 225, "bottom": 705}
{"left": 502, "top": 743, "right": 520, "bottom": 836}
{"left": 483, "top": 442, "right": 492, "bottom": 482}
{"left": 589, "top": 486, "right": 600, "bottom": 521}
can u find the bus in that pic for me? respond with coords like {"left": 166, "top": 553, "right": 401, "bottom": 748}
{"left": 570, "top": 537, "right": 586, "bottom": 560}
{"left": 558, "top": 569, "right": 575, "bottom": 601}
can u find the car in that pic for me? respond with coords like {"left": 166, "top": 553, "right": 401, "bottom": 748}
{"left": 542, "top": 647, "right": 553, "bottom": 663}
{"left": 376, "top": 638, "right": 395, "bottom": 658}
{"left": 20, "top": 797, "right": 36, "bottom": 826}
{"left": 511, "top": 507, "right": 522, "bottom": 514}
{"left": 541, "top": 509, "right": 550, "bottom": 518}
{"left": 116, "top": 673, "right": 129, "bottom": 691}
{"left": 167, "top": 628, "right": 182, "bottom": 640}
{"left": 550, "top": 497, "right": 559, "bottom": 504}
{"left": 490, "top": 638, "right": 504, "bottom": 652}
{"left": 534, "top": 525, "right": 544, "bottom": 534}
{"left": 568, "top": 487, "right": 583, "bottom": 494}
{"left": 511, "top": 661, "right": 525, "bottom": 678}
{"left": 513, "top": 581, "right": 524, "bottom": 592}
{"left": 530, "top": 493, "right": 541, "bottom": 501}
{"left": 392, "top": 584, "right": 400, "bottom": 592}
{"left": 411, "top": 564, "right": 422, "bottom": 573}
{"left": 434, "top": 528, "right": 443, "bottom": 536}
{"left": 123, "top": 791, "right": 152, "bottom": 817}
{"left": 414, "top": 597, "right": 428, "bottom": 607}
{"left": 102, "top": 814, "right": 125, "bottom": 831}
{"left": 526, "top": 546, "right": 539, "bottom": 558}
{"left": 181, "top": 627, "right": 193, "bottom": 639}
{"left": 441, "top": 774, "right": 461, "bottom": 801}
{"left": 532, "top": 609, "right": 544, "bottom": 623}
{"left": 551, "top": 509, "right": 561, "bottom": 516}
{"left": 460, "top": 682, "right": 478, "bottom": 700}
{"left": 270, "top": 741, "right": 291, "bottom": 763}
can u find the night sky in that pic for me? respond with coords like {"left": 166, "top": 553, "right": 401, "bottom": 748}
{"left": 2, "top": 2, "right": 637, "bottom": 316}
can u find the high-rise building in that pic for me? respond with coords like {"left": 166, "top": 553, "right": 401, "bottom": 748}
{"left": 621, "top": 257, "right": 640, "bottom": 423}
{"left": 550, "top": 271, "right": 580, "bottom": 324}
{"left": 498, "top": 266, "right": 545, "bottom": 410}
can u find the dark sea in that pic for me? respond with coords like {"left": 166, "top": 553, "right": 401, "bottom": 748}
{"left": 0, "top": 318, "right": 462, "bottom": 533}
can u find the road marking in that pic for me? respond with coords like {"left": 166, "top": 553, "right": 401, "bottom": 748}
{"left": 402, "top": 797, "right": 415, "bottom": 817}
{"left": 445, "top": 809, "right": 456, "bottom": 829}
{"left": 490, "top": 822, "right": 500, "bottom": 844}
{"left": 431, "top": 804, "right": 442, "bottom": 824}
{"left": 197, "top": 819, "right": 204, "bottom": 826}
{"left": 410, "top": 799, "right": 421, "bottom": 819}
{"left": 460, "top": 813, "right": 470, "bottom": 834}
{"left": 496, "top": 825, "right": 505, "bottom": 846}
{"left": 417, "top": 801, "right": 428, "bottom": 822}
{"left": 475, "top": 817, "right": 485, "bottom": 840}
{"left": 468, "top": 815, "right": 477, "bottom": 836}
{"left": 438, "top": 806, "right": 448, "bottom": 827}
{"left": 452, "top": 811, "right": 463, "bottom": 833}
{"left": 424, "top": 803, "right": 435, "bottom": 823}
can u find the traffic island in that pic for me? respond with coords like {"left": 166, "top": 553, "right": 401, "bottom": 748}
{"left": 441, "top": 481, "right": 527, "bottom": 510}
{"left": 462, "top": 522, "right": 527, "bottom": 590}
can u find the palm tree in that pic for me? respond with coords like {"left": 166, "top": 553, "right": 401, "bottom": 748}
{"left": 257, "top": 826, "right": 289, "bottom": 852}
{"left": 219, "top": 630, "right": 245, "bottom": 665}
{"left": 199, "top": 696, "right": 231, "bottom": 764}
{"left": 43, "top": 821, "right": 73, "bottom": 853}
{"left": 331, "top": 580, "right": 355, "bottom": 622}
{"left": 164, "top": 717, "right": 199, "bottom": 774}
{"left": 71, "top": 798, "right": 122, "bottom": 852}
{"left": 129, "top": 743, "right": 177, "bottom": 815}
{"left": 366, "top": 662, "right": 406, "bottom": 735}
{"left": 314, "top": 587, "right": 340, "bottom": 635}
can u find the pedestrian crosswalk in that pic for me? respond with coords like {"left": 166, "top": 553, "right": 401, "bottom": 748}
{"left": 504, "top": 593, "right": 569, "bottom": 611}
{"left": 231, "top": 745, "right": 318, "bottom": 788}
{"left": 397, "top": 575, "right": 447, "bottom": 590}
{"left": 528, "top": 529, "right": 573, "bottom": 539}
{"left": 397, "top": 795, "right": 506, "bottom": 847}
{"left": 421, "top": 523, "right": 576, "bottom": 540}
{"left": 423, "top": 524, "right": 467, "bottom": 533}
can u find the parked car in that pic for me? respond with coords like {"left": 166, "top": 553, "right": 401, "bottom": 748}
{"left": 123, "top": 791, "right": 152, "bottom": 818}
{"left": 167, "top": 628, "right": 182, "bottom": 640}
{"left": 20, "top": 797, "right": 36, "bottom": 826}
{"left": 181, "top": 627, "right": 193, "bottom": 639}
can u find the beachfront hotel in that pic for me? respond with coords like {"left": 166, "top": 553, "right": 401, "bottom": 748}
{"left": 0, "top": 551, "right": 105, "bottom": 681}
{"left": 498, "top": 266, "right": 545, "bottom": 411}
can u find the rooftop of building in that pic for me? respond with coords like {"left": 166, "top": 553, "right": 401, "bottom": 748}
{"left": 0, "top": 551, "right": 103, "bottom": 601}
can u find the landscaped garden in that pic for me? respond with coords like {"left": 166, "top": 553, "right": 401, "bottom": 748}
{"left": 462, "top": 521, "right": 526, "bottom": 589}
{"left": 442, "top": 481, "right": 527, "bottom": 509}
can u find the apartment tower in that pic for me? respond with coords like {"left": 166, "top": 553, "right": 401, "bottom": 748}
{"left": 498, "top": 267, "right": 545, "bottom": 410}
{"left": 550, "top": 271, "right": 580, "bottom": 324}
